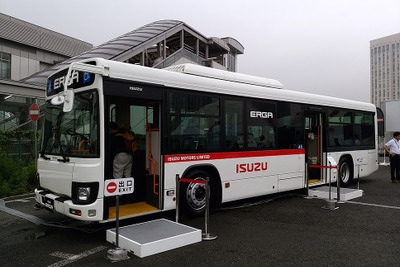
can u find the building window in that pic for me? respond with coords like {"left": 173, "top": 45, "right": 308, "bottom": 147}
{"left": 226, "top": 53, "right": 236, "bottom": 72}
{"left": 0, "top": 52, "right": 11, "bottom": 79}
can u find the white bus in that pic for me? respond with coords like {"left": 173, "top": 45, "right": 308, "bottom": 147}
{"left": 35, "top": 58, "right": 378, "bottom": 222}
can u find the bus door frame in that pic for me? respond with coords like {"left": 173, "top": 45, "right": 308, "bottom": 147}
{"left": 103, "top": 78, "right": 164, "bottom": 216}
{"left": 305, "top": 110, "right": 325, "bottom": 183}
{"left": 145, "top": 102, "right": 162, "bottom": 209}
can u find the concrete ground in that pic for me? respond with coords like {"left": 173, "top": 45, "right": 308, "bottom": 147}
{"left": 1, "top": 162, "right": 399, "bottom": 266}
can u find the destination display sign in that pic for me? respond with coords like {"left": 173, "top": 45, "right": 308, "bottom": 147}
{"left": 47, "top": 69, "right": 95, "bottom": 97}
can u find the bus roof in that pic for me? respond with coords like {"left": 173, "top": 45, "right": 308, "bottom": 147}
{"left": 163, "top": 64, "right": 284, "bottom": 89}
{"left": 56, "top": 58, "right": 376, "bottom": 113}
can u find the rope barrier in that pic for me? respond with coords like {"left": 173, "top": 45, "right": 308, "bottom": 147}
{"left": 306, "top": 162, "right": 341, "bottom": 207}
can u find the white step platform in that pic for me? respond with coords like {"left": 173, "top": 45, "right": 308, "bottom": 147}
{"left": 106, "top": 218, "right": 202, "bottom": 258}
{"left": 308, "top": 186, "right": 363, "bottom": 201}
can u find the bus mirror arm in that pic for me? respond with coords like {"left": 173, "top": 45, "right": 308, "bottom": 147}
{"left": 62, "top": 63, "right": 76, "bottom": 112}
{"left": 63, "top": 90, "right": 74, "bottom": 112}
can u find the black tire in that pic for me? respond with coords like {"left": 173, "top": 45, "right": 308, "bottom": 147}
{"left": 180, "top": 169, "right": 216, "bottom": 217}
{"left": 338, "top": 157, "right": 353, "bottom": 186}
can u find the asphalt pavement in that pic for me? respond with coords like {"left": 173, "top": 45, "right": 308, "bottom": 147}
{"left": 1, "top": 161, "right": 400, "bottom": 267}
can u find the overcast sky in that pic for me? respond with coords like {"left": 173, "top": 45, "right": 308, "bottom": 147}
{"left": 2, "top": 0, "right": 400, "bottom": 102}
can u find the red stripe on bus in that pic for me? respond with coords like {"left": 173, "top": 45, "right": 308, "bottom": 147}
{"left": 164, "top": 149, "right": 304, "bottom": 163}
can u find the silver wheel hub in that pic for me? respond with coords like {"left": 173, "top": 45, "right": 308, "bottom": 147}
{"left": 340, "top": 162, "right": 350, "bottom": 183}
{"left": 186, "top": 178, "right": 206, "bottom": 211}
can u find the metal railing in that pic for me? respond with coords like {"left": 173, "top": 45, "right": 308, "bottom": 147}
{"left": 154, "top": 48, "right": 206, "bottom": 69}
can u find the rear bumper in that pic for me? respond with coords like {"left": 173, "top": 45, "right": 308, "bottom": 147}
{"left": 34, "top": 189, "right": 103, "bottom": 221}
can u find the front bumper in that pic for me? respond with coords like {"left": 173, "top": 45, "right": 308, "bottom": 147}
{"left": 34, "top": 189, "right": 103, "bottom": 221}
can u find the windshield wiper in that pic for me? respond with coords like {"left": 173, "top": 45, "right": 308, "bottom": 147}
{"left": 51, "top": 111, "right": 70, "bottom": 163}
{"left": 40, "top": 153, "right": 50, "bottom": 160}
{"left": 57, "top": 156, "right": 70, "bottom": 163}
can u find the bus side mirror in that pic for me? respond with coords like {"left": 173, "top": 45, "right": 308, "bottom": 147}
{"left": 50, "top": 95, "right": 65, "bottom": 105}
{"left": 63, "top": 90, "right": 74, "bottom": 112}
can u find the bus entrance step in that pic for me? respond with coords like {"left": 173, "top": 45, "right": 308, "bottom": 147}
{"left": 308, "top": 186, "right": 363, "bottom": 201}
{"left": 106, "top": 218, "right": 201, "bottom": 258}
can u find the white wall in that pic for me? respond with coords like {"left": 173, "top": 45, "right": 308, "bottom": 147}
{"left": 385, "top": 100, "right": 400, "bottom": 132}
{"left": 11, "top": 54, "right": 40, "bottom": 80}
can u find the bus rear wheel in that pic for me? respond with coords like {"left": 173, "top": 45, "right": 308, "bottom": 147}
{"left": 338, "top": 157, "right": 353, "bottom": 186}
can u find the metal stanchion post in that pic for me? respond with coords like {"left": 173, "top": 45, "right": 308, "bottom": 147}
{"left": 116, "top": 195, "right": 120, "bottom": 247}
{"left": 328, "top": 164, "right": 331, "bottom": 200}
{"left": 176, "top": 174, "right": 180, "bottom": 223}
{"left": 202, "top": 177, "right": 217, "bottom": 241}
{"left": 304, "top": 163, "right": 312, "bottom": 199}
{"left": 336, "top": 165, "right": 341, "bottom": 203}
{"left": 306, "top": 163, "right": 309, "bottom": 196}
{"left": 107, "top": 195, "right": 129, "bottom": 261}
{"left": 323, "top": 163, "right": 338, "bottom": 210}
{"left": 357, "top": 164, "right": 361, "bottom": 190}
{"left": 34, "top": 98, "right": 38, "bottom": 169}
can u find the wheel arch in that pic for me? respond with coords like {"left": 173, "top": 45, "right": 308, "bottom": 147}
{"left": 182, "top": 163, "right": 223, "bottom": 206}
{"left": 337, "top": 154, "right": 354, "bottom": 184}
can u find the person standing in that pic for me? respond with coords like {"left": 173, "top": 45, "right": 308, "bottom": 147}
{"left": 109, "top": 122, "right": 133, "bottom": 178}
{"left": 383, "top": 132, "right": 400, "bottom": 183}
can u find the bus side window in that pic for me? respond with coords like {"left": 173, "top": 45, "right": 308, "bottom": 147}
{"left": 277, "top": 103, "right": 304, "bottom": 149}
{"left": 225, "top": 100, "right": 244, "bottom": 150}
{"left": 247, "top": 126, "right": 275, "bottom": 149}
{"left": 169, "top": 93, "right": 220, "bottom": 152}
{"left": 246, "top": 101, "right": 276, "bottom": 150}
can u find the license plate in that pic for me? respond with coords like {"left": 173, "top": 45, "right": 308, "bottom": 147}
{"left": 42, "top": 196, "right": 54, "bottom": 212}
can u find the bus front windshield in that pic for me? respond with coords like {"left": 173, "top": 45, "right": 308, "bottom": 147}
{"left": 41, "top": 90, "right": 99, "bottom": 158}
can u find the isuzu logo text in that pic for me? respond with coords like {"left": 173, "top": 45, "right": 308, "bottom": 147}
{"left": 129, "top": 86, "right": 143, "bottom": 92}
{"left": 236, "top": 162, "right": 268, "bottom": 173}
{"left": 250, "top": 111, "right": 273, "bottom": 118}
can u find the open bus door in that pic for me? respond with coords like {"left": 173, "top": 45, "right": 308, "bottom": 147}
{"left": 105, "top": 97, "right": 161, "bottom": 220}
{"left": 305, "top": 111, "right": 324, "bottom": 184}
{"left": 145, "top": 104, "right": 161, "bottom": 209}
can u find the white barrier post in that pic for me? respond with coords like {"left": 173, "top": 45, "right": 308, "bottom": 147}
{"left": 355, "top": 156, "right": 366, "bottom": 191}
{"left": 380, "top": 148, "right": 390, "bottom": 166}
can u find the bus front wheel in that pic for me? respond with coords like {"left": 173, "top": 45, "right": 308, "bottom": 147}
{"left": 338, "top": 157, "right": 353, "bottom": 186}
{"left": 180, "top": 169, "right": 214, "bottom": 217}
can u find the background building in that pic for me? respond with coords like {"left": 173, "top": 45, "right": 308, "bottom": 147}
{"left": 23, "top": 20, "right": 244, "bottom": 86}
{"left": 0, "top": 14, "right": 244, "bottom": 132}
{"left": 0, "top": 13, "right": 93, "bottom": 130}
{"left": 370, "top": 33, "right": 400, "bottom": 109}
{"left": 370, "top": 33, "right": 400, "bottom": 144}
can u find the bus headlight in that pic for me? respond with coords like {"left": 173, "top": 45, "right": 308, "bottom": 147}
{"left": 78, "top": 187, "right": 91, "bottom": 201}
{"left": 72, "top": 182, "right": 99, "bottom": 204}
